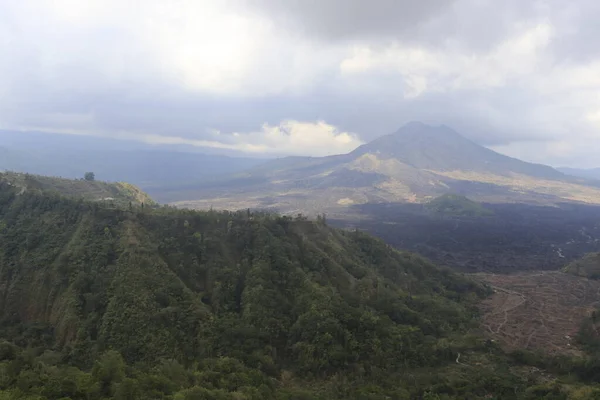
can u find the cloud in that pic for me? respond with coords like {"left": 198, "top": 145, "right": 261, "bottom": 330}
{"left": 244, "top": 0, "right": 456, "bottom": 42}
{"left": 0, "top": 0, "right": 600, "bottom": 167}
{"left": 125, "top": 120, "right": 364, "bottom": 156}
{"left": 6, "top": 119, "right": 363, "bottom": 157}
{"left": 221, "top": 120, "right": 364, "bottom": 156}
{"left": 490, "top": 138, "right": 600, "bottom": 169}
{"left": 340, "top": 22, "right": 553, "bottom": 96}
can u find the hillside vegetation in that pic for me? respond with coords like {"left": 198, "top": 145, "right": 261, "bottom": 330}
{"left": 4, "top": 181, "right": 600, "bottom": 398}
{"left": 0, "top": 180, "right": 490, "bottom": 398}
{"left": 0, "top": 171, "right": 155, "bottom": 206}
{"left": 564, "top": 253, "right": 600, "bottom": 279}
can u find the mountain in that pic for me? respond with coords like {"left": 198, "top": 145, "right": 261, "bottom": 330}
{"left": 0, "top": 146, "right": 30, "bottom": 170}
{"left": 0, "top": 176, "right": 501, "bottom": 398}
{"left": 0, "top": 131, "right": 266, "bottom": 191}
{"left": 559, "top": 167, "right": 600, "bottom": 181}
{"left": 351, "top": 122, "right": 563, "bottom": 179}
{"left": 424, "top": 193, "right": 494, "bottom": 217}
{"left": 4, "top": 176, "right": 600, "bottom": 397}
{"left": 167, "top": 122, "right": 600, "bottom": 214}
{"left": 0, "top": 170, "right": 155, "bottom": 206}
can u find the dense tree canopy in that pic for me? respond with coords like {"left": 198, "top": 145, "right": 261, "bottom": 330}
{"left": 1, "top": 180, "right": 600, "bottom": 398}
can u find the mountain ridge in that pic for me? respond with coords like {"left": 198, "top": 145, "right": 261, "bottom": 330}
{"left": 0, "top": 177, "right": 505, "bottom": 398}
{"left": 351, "top": 121, "right": 563, "bottom": 179}
{"left": 559, "top": 167, "right": 600, "bottom": 181}
{"left": 163, "top": 122, "right": 600, "bottom": 213}
{"left": 0, "top": 132, "right": 266, "bottom": 190}
{"left": 0, "top": 170, "right": 155, "bottom": 206}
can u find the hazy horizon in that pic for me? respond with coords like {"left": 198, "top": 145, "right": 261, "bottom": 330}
{"left": 0, "top": 123, "right": 597, "bottom": 171}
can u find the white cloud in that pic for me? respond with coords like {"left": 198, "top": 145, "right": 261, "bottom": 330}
{"left": 340, "top": 22, "right": 554, "bottom": 97}
{"left": 490, "top": 139, "right": 600, "bottom": 169}
{"left": 138, "top": 1, "right": 273, "bottom": 94}
{"left": 212, "top": 120, "right": 364, "bottom": 156}
{"left": 0, "top": 0, "right": 338, "bottom": 97}
{"left": 588, "top": 109, "right": 600, "bottom": 125}
{"left": 115, "top": 120, "right": 364, "bottom": 156}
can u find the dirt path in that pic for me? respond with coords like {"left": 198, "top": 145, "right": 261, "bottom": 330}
{"left": 474, "top": 271, "right": 600, "bottom": 355}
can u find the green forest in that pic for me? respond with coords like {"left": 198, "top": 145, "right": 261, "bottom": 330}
{"left": 1, "top": 180, "right": 600, "bottom": 399}
{"left": 564, "top": 253, "right": 600, "bottom": 280}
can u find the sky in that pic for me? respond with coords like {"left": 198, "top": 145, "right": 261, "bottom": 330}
{"left": 1, "top": 0, "right": 599, "bottom": 167}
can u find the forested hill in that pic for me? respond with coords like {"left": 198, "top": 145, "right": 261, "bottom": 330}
{"left": 0, "top": 180, "right": 503, "bottom": 399}
{"left": 0, "top": 171, "right": 155, "bottom": 206}
{"left": 5, "top": 181, "right": 600, "bottom": 398}
{"left": 564, "top": 252, "right": 600, "bottom": 279}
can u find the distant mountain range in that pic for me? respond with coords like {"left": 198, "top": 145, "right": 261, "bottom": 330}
{"left": 0, "top": 131, "right": 265, "bottom": 190}
{"left": 5, "top": 125, "right": 600, "bottom": 214}
{"left": 558, "top": 167, "right": 600, "bottom": 181}
{"left": 166, "top": 122, "right": 600, "bottom": 213}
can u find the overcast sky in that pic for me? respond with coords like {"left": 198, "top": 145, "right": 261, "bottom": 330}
{"left": 1, "top": 0, "right": 599, "bottom": 166}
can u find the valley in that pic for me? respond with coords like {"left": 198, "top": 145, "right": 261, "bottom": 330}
{"left": 4, "top": 124, "right": 600, "bottom": 398}
{"left": 476, "top": 271, "right": 600, "bottom": 356}
{"left": 5, "top": 0, "right": 600, "bottom": 396}
{"left": 331, "top": 201, "right": 600, "bottom": 272}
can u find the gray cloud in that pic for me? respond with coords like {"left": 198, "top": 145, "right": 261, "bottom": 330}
{"left": 0, "top": 0, "right": 599, "bottom": 167}
{"left": 546, "top": 0, "right": 600, "bottom": 62}
{"left": 245, "top": 0, "right": 550, "bottom": 52}
{"left": 245, "top": 0, "right": 455, "bottom": 42}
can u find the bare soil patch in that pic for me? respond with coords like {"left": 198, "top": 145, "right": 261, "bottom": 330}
{"left": 475, "top": 271, "right": 600, "bottom": 355}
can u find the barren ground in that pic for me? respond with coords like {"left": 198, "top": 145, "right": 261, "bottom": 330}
{"left": 474, "top": 271, "right": 600, "bottom": 355}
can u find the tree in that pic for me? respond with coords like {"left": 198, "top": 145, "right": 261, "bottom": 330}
{"left": 92, "top": 350, "right": 126, "bottom": 396}
{"left": 84, "top": 172, "right": 95, "bottom": 181}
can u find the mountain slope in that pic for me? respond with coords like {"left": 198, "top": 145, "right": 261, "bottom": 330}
{"left": 352, "top": 122, "right": 563, "bottom": 179}
{"left": 559, "top": 167, "right": 600, "bottom": 181}
{"left": 0, "top": 147, "right": 35, "bottom": 171}
{"left": 4, "top": 180, "right": 600, "bottom": 398}
{"left": 563, "top": 252, "right": 600, "bottom": 279}
{"left": 169, "top": 122, "right": 600, "bottom": 213}
{"left": 0, "top": 178, "right": 517, "bottom": 399}
{"left": 0, "top": 171, "right": 155, "bottom": 206}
